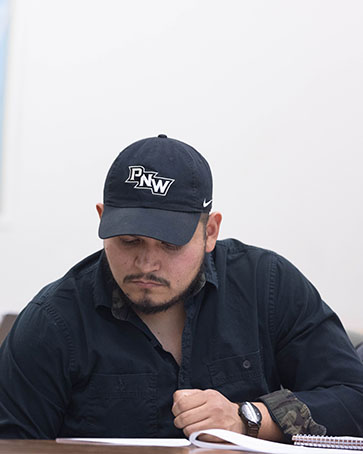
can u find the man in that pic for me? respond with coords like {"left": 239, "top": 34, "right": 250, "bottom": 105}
{"left": 0, "top": 135, "right": 362, "bottom": 440}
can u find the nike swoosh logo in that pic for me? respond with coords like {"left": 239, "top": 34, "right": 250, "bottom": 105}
{"left": 203, "top": 198, "right": 213, "bottom": 208}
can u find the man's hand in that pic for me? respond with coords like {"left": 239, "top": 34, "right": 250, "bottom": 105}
{"left": 172, "top": 389, "right": 243, "bottom": 441}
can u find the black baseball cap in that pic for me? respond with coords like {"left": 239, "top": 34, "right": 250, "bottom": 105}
{"left": 98, "top": 134, "right": 213, "bottom": 245}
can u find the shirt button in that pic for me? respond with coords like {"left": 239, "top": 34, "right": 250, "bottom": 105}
{"left": 242, "top": 360, "right": 251, "bottom": 369}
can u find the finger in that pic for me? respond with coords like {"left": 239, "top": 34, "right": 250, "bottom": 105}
{"left": 172, "top": 389, "right": 201, "bottom": 416}
{"left": 181, "top": 417, "right": 219, "bottom": 438}
{"left": 173, "top": 404, "right": 211, "bottom": 429}
{"left": 172, "top": 390, "right": 207, "bottom": 417}
{"left": 173, "top": 389, "right": 200, "bottom": 404}
{"left": 195, "top": 434, "right": 227, "bottom": 443}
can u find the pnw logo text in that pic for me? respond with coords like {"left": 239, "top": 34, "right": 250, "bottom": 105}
{"left": 125, "top": 166, "right": 175, "bottom": 196}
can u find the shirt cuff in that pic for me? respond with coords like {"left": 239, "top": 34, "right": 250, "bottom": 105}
{"left": 258, "top": 389, "right": 327, "bottom": 442}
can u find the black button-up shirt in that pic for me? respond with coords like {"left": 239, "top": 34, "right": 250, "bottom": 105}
{"left": 1, "top": 239, "right": 363, "bottom": 438}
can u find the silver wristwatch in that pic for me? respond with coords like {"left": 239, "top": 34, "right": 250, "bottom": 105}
{"left": 238, "top": 401, "right": 262, "bottom": 437}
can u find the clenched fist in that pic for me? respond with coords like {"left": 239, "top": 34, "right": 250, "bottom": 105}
{"left": 172, "top": 389, "right": 243, "bottom": 441}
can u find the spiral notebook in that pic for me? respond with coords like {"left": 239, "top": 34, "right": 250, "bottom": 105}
{"left": 292, "top": 434, "right": 363, "bottom": 450}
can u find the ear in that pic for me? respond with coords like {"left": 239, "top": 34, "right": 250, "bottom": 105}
{"left": 96, "top": 203, "right": 104, "bottom": 219}
{"left": 205, "top": 212, "right": 222, "bottom": 253}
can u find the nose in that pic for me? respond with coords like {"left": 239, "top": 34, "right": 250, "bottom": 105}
{"left": 134, "top": 244, "right": 161, "bottom": 273}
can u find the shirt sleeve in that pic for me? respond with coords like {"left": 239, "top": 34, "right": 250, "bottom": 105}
{"left": 265, "top": 253, "right": 363, "bottom": 438}
{"left": 0, "top": 301, "right": 73, "bottom": 438}
{"left": 258, "top": 388, "right": 326, "bottom": 441}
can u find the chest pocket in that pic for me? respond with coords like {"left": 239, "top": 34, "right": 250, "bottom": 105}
{"left": 207, "top": 351, "right": 268, "bottom": 401}
{"left": 82, "top": 373, "right": 157, "bottom": 437}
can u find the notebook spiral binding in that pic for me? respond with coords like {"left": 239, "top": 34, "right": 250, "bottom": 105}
{"left": 292, "top": 434, "right": 363, "bottom": 450}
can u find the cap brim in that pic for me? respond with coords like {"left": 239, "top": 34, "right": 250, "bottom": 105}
{"left": 98, "top": 206, "right": 201, "bottom": 246}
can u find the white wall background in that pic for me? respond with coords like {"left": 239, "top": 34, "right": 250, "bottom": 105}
{"left": 0, "top": 0, "right": 362, "bottom": 332}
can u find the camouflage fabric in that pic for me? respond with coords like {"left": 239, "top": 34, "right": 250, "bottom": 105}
{"left": 259, "top": 389, "right": 327, "bottom": 441}
{"left": 111, "top": 286, "right": 128, "bottom": 320}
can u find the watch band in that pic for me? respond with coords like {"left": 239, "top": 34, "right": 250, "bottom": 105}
{"left": 245, "top": 418, "right": 260, "bottom": 437}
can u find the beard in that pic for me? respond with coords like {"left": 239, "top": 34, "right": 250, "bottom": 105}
{"left": 116, "top": 262, "right": 205, "bottom": 314}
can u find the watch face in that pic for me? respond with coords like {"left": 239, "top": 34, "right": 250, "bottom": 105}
{"left": 242, "top": 402, "right": 261, "bottom": 424}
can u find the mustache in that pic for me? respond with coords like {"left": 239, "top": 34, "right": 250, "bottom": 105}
{"left": 123, "top": 273, "right": 170, "bottom": 287}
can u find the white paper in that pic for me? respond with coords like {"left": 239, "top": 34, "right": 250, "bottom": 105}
{"left": 189, "top": 429, "right": 363, "bottom": 453}
{"left": 56, "top": 437, "right": 191, "bottom": 447}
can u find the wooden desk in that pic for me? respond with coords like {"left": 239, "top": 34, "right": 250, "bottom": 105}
{"left": 0, "top": 439, "right": 238, "bottom": 454}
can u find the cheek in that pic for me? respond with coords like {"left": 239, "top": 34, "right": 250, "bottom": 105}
{"left": 169, "top": 250, "right": 204, "bottom": 283}
{"left": 104, "top": 243, "right": 132, "bottom": 276}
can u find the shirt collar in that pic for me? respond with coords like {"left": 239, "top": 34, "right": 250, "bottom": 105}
{"left": 93, "top": 251, "right": 114, "bottom": 310}
{"left": 204, "top": 251, "right": 219, "bottom": 288}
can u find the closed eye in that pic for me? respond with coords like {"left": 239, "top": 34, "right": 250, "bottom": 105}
{"left": 161, "top": 242, "right": 182, "bottom": 251}
{"left": 119, "top": 237, "right": 140, "bottom": 246}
